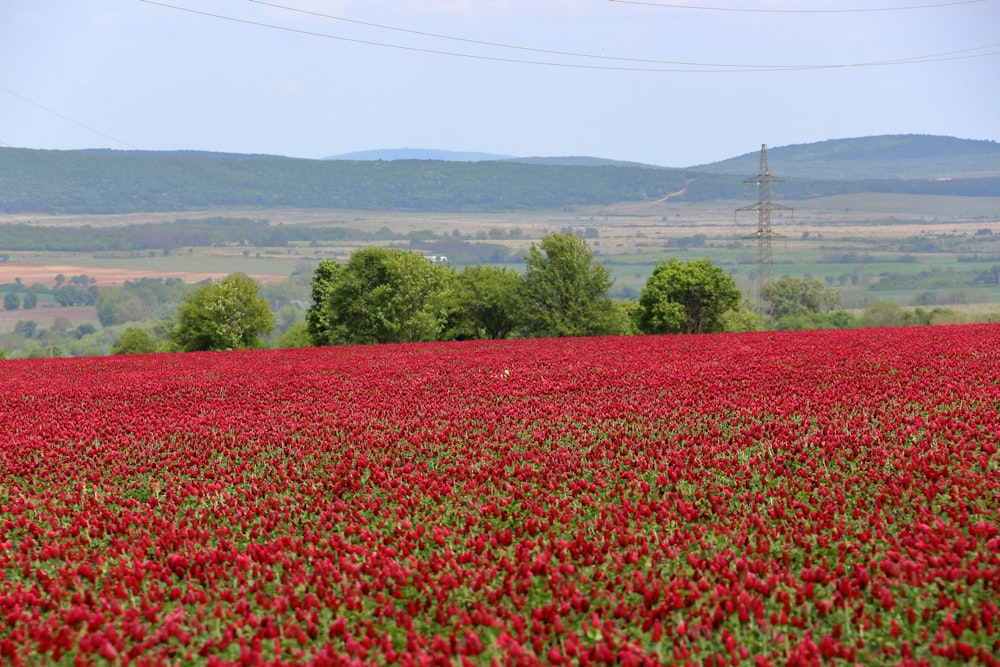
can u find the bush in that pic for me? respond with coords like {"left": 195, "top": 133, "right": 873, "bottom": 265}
{"left": 111, "top": 328, "right": 159, "bottom": 355}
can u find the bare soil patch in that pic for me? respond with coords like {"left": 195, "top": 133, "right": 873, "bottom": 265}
{"left": 0, "top": 263, "right": 286, "bottom": 287}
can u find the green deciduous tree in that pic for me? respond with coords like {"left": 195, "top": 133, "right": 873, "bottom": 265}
{"left": 169, "top": 273, "right": 274, "bottom": 351}
{"left": 273, "top": 321, "right": 312, "bottom": 348}
{"left": 3, "top": 293, "right": 19, "bottom": 311}
{"left": 307, "top": 248, "right": 456, "bottom": 345}
{"left": 111, "top": 327, "right": 159, "bottom": 354}
{"left": 635, "top": 258, "right": 740, "bottom": 334}
{"left": 720, "top": 302, "right": 766, "bottom": 332}
{"left": 452, "top": 265, "right": 523, "bottom": 340}
{"left": 762, "top": 277, "right": 841, "bottom": 320}
{"left": 860, "top": 300, "right": 904, "bottom": 328}
{"left": 519, "top": 233, "right": 616, "bottom": 338}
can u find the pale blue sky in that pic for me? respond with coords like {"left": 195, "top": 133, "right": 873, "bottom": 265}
{"left": 2, "top": 0, "right": 998, "bottom": 167}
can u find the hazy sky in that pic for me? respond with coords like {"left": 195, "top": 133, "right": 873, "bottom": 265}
{"left": 2, "top": 0, "right": 998, "bottom": 167}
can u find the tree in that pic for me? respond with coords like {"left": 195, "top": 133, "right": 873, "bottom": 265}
{"left": 273, "top": 321, "right": 312, "bottom": 348}
{"left": 169, "top": 273, "right": 274, "bottom": 351}
{"left": 73, "top": 323, "right": 97, "bottom": 339}
{"left": 307, "top": 248, "right": 456, "bottom": 346}
{"left": 51, "top": 317, "right": 72, "bottom": 337}
{"left": 111, "top": 327, "right": 159, "bottom": 354}
{"left": 519, "top": 232, "right": 616, "bottom": 338}
{"left": 22, "top": 292, "right": 38, "bottom": 310}
{"left": 305, "top": 259, "right": 342, "bottom": 344}
{"left": 635, "top": 258, "right": 741, "bottom": 334}
{"left": 860, "top": 301, "right": 904, "bottom": 328}
{"left": 14, "top": 320, "right": 38, "bottom": 338}
{"left": 3, "top": 293, "right": 19, "bottom": 311}
{"left": 720, "top": 301, "right": 766, "bottom": 332}
{"left": 761, "top": 277, "right": 841, "bottom": 320}
{"left": 453, "top": 265, "right": 523, "bottom": 340}
{"left": 96, "top": 289, "right": 147, "bottom": 327}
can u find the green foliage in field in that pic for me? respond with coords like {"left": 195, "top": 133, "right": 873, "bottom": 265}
{"left": 519, "top": 233, "right": 619, "bottom": 338}
{"left": 272, "top": 321, "right": 312, "bottom": 348}
{"left": 111, "top": 327, "right": 159, "bottom": 354}
{"left": 0, "top": 217, "right": 387, "bottom": 252}
{"left": 307, "top": 234, "right": 627, "bottom": 345}
{"left": 307, "top": 249, "right": 456, "bottom": 345}
{"left": 762, "top": 277, "right": 842, "bottom": 320}
{"left": 169, "top": 274, "right": 274, "bottom": 351}
{"left": 635, "top": 258, "right": 741, "bottom": 334}
{"left": 96, "top": 278, "right": 196, "bottom": 327}
{"left": 452, "top": 265, "right": 524, "bottom": 340}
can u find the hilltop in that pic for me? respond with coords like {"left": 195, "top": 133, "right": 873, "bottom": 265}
{"left": 690, "top": 135, "right": 1000, "bottom": 180}
{"left": 1, "top": 135, "right": 998, "bottom": 215}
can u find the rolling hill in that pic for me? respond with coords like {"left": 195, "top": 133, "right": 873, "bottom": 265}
{"left": 1, "top": 135, "right": 997, "bottom": 215}
{"left": 689, "top": 135, "right": 1000, "bottom": 180}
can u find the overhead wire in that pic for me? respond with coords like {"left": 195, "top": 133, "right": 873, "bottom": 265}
{"left": 0, "top": 84, "right": 138, "bottom": 150}
{"left": 246, "top": 0, "right": 1000, "bottom": 70}
{"left": 139, "top": 0, "right": 1000, "bottom": 73}
{"left": 607, "top": 0, "right": 990, "bottom": 12}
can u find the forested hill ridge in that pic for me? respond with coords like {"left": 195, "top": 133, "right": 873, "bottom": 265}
{"left": 690, "top": 135, "right": 1000, "bottom": 180}
{"left": 1, "top": 135, "right": 998, "bottom": 215}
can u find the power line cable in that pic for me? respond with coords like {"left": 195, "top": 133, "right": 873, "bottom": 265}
{"left": 246, "top": 0, "right": 1000, "bottom": 69}
{"left": 139, "top": 0, "right": 1000, "bottom": 72}
{"left": 0, "top": 84, "right": 139, "bottom": 150}
{"left": 246, "top": 0, "right": 713, "bottom": 66}
{"left": 607, "top": 0, "right": 990, "bottom": 12}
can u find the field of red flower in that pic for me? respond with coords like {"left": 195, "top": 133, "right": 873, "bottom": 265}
{"left": 2, "top": 325, "right": 999, "bottom": 666}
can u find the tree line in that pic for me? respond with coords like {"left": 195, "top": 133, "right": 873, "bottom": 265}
{"left": 153, "top": 233, "right": 751, "bottom": 353}
{"left": 156, "top": 233, "right": 978, "bottom": 355}
{"left": 3, "top": 233, "right": 982, "bottom": 358}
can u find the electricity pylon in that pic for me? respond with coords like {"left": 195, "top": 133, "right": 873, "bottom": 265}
{"left": 736, "top": 144, "right": 792, "bottom": 316}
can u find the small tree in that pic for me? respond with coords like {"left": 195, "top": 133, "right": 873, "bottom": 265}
{"left": 3, "top": 293, "right": 19, "bottom": 311}
{"left": 307, "top": 248, "right": 456, "bottom": 346}
{"left": 96, "top": 289, "right": 146, "bottom": 327}
{"left": 720, "top": 301, "right": 766, "bottom": 332}
{"left": 170, "top": 273, "right": 274, "bottom": 351}
{"left": 519, "top": 232, "right": 616, "bottom": 338}
{"left": 111, "top": 327, "right": 159, "bottom": 354}
{"left": 453, "top": 265, "right": 523, "bottom": 340}
{"left": 635, "top": 258, "right": 740, "bottom": 334}
{"left": 273, "top": 321, "right": 312, "bottom": 348}
{"left": 861, "top": 301, "right": 904, "bottom": 328}
{"left": 762, "top": 277, "right": 841, "bottom": 320}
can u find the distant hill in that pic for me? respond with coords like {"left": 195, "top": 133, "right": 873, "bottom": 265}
{"left": 325, "top": 148, "right": 511, "bottom": 162}
{"left": 690, "top": 135, "right": 1000, "bottom": 180}
{"left": 0, "top": 148, "right": 691, "bottom": 215}
{"left": 327, "top": 149, "right": 664, "bottom": 169}
{"left": 1, "top": 135, "right": 998, "bottom": 215}
{"left": 507, "top": 156, "right": 664, "bottom": 169}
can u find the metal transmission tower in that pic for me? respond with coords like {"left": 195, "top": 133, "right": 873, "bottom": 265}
{"left": 736, "top": 144, "right": 792, "bottom": 315}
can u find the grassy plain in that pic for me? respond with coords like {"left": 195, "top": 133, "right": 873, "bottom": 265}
{"left": 2, "top": 192, "right": 999, "bottom": 310}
